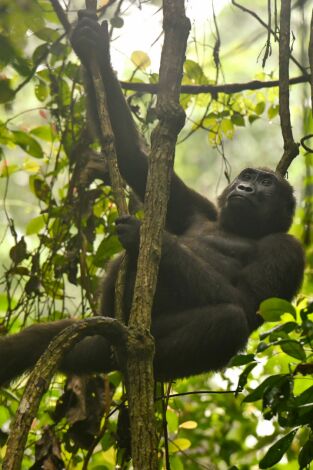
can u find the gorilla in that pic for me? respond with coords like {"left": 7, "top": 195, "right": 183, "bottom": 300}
{"left": 0, "top": 12, "right": 304, "bottom": 385}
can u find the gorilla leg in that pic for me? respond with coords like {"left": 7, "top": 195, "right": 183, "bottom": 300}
{"left": 152, "top": 304, "right": 249, "bottom": 380}
{"left": 0, "top": 319, "right": 114, "bottom": 385}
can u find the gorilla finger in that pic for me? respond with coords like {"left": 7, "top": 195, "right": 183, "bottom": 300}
{"left": 100, "top": 20, "right": 109, "bottom": 38}
{"left": 77, "top": 10, "right": 98, "bottom": 21}
{"left": 116, "top": 215, "right": 133, "bottom": 225}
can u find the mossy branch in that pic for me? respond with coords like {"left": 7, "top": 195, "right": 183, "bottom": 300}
{"left": 3, "top": 318, "right": 127, "bottom": 470}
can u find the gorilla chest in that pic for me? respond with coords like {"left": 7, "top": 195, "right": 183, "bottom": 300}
{"left": 185, "top": 234, "right": 251, "bottom": 281}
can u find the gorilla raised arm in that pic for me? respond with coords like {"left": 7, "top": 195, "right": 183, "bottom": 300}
{"left": 0, "top": 14, "right": 304, "bottom": 385}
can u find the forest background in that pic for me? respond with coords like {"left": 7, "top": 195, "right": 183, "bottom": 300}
{"left": 0, "top": 0, "right": 313, "bottom": 469}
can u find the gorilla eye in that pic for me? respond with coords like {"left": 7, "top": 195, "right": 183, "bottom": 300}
{"left": 241, "top": 172, "right": 252, "bottom": 181}
{"left": 261, "top": 178, "right": 272, "bottom": 186}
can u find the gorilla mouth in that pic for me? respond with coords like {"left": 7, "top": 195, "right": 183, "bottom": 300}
{"left": 228, "top": 194, "right": 255, "bottom": 206}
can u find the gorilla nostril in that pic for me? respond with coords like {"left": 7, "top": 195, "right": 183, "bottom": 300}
{"left": 238, "top": 184, "right": 253, "bottom": 193}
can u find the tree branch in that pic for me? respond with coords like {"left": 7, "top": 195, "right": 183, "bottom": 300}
{"left": 276, "top": 0, "right": 299, "bottom": 176}
{"left": 120, "top": 74, "right": 308, "bottom": 95}
{"left": 3, "top": 318, "right": 127, "bottom": 470}
{"left": 125, "top": 1, "right": 190, "bottom": 468}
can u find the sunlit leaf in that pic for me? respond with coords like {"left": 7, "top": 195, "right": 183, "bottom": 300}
{"left": 220, "top": 118, "right": 234, "bottom": 139}
{"left": 168, "top": 438, "right": 191, "bottom": 454}
{"left": 169, "top": 455, "right": 184, "bottom": 470}
{"left": 255, "top": 101, "right": 266, "bottom": 115}
{"left": 179, "top": 420, "right": 197, "bottom": 430}
{"left": 0, "top": 162, "right": 19, "bottom": 177}
{"left": 166, "top": 409, "right": 179, "bottom": 433}
{"left": 131, "top": 50, "right": 151, "bottom": 70}
{"left": 268, "top": 104, "right": 279, "bottom": 120}
{"left": 259, "top": 298, "right": 296, "bottom": 322}
{"left": 26, "top": 215, "right": 46, "bottom": 235}
{"left": 184, "top": 60, "right": 207, "bottom": 83}
{"left": 30, "top": 125, "right": 55, "bottom": 142}
{"left": 35, "top": 79, "right": 48, "bottom": 102}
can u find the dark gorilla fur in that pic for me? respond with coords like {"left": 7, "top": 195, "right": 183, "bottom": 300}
{"left": 0, "top": 13, "right": 305, "bottom": 385}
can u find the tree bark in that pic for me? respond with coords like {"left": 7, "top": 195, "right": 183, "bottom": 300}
{"left": 125, "top": 1, "right": 190, "bottom": 468}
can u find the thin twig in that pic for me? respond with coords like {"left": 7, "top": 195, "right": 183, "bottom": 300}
{"left": 120, "top": 74, "right": 309, "bottom": 95}
{"left": 276, "top": 0, "right": 299, "bottom": 176}
{"left": 262, "top": 0, "right": 272, "bottom": 67}
{"left": 309, "top": 8, "right": 313, "bottom": 115}
{"left": 231, "top": 0, "right": 307, "bottom": 75}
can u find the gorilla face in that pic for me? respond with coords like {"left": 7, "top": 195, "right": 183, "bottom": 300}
{"left": 218, "top": 168, "right": 295, "bottom": 238}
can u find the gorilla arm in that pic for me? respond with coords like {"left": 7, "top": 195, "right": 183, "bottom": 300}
{"left": 0, "top": 320, "right": 115, "bottom": 386}
{"left": 238, "top": 233, "right": 305, "bottom": 327}
{"left": 71, "top": 13, "right": 217, "bottom": 234}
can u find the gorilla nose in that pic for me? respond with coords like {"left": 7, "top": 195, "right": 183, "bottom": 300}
{"left": 237, "top": 183, "right": 254, "bottom": 193}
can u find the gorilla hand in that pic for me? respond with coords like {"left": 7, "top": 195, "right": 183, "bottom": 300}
{"left": 116, "top": 215, "right": 141, "bottom": 254}
{"left": 71, "top": 10, "right": 110, "bottom": 68}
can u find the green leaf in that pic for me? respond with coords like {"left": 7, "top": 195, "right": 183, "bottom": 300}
{"left": 259, "top": 429, "right": 297, "bottom": 468}
{"left": 231, "top": 113, "right": 245, "bottom": 127}
{"left": 0, "top": 79, "right": 14, "bottom": 103}
{"left": 12, "top": 131, "right": 43, "bottom": 158}
{"left": 179, "top": 420, "right": 197, "bottom": 430}
{"left": 244, "top": 374, "right": 286, "bottom": 403}
{"left": 268, "top": 104, "right": 279, "bottom": 120}
{"left": 168, "top": 438, "right": 191, "bottom": 454}
{"left": 166, "top": 409, "right": 179, "bottom": 433}
{"left": 220, "top": 118, "right": 234, "bottom": 139}
{"left": 32, "top": 43, "right": 50, "bottom": 65}
{"left": 278, "top": 340, "right": 306, "bottom": 361}
{"left": 184, "top": 60, "right": 206, "bottom": 83}
{"left": 35, "top": 79, "right": 48, "bottom": 102}
{"left": 259, "top": 321, "right": 297, "bottom": 340}
{"left": 0, "top": 34, "right": 16, "bottom": 67}
{"left": 228, "top": 353, "right": 255, "bottom": 367}
{"left": 34, "top": 27, "right": 60, "bottom": 42}
{"left": 248, "top": 114, "right": 260, "bottom": 124}
{"left": 131, "top": 51, "right": 151, "bottom": 70}
{"left": 236, "top": 362, "right": 257, "bottom": 393}
{"left": 94, "top": 236, "right": 121, "bottom": 267}
{"left": 26, "top": 215, "right": 46, "bottom": 235}
{"left": 299, "top": 439, "right": 313, "bottom": 469}
{"left": 295, "top": 385, "right": 313, "bottom": 406}
{"left": 255, "top": 101, "right": 266, "bottom": 115}
{"left": 259, "top": 298, "right": 296, "bottom": 322}
{"left": 9, "top": 237, "right": 27, "bottom": 264}
{"left": 169, "top": 456, "right": 184, "bottom": 470}
{"left": 31, "top": 125, "right": 55, "bottom": 142}
{"left": 0, "top": 406, "right": 10, "bottom": 427}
